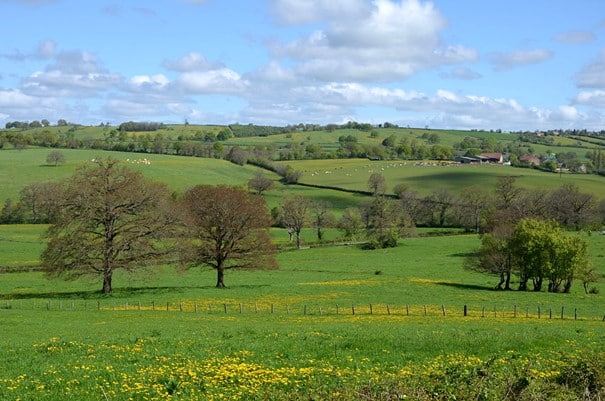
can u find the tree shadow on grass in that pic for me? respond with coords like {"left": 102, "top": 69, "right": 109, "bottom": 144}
{"left": 0, "top": 284, "right": 270, "bottom": 300}
{"left": 435, "top": 281, "right": 494, "bottom": 292}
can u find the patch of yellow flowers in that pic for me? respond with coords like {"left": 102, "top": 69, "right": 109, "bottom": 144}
{"left": 0, "top": 338, "right": 599, "bottom": 400}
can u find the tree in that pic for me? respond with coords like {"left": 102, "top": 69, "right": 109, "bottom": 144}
{"left": 337, "top": 207, "right": 363, "bottom": 240}
{"left": 309, "top": 200, "right": 334, "bottom": 241}
{"left": 509, "top": 218, "right": 589, "bottom": 293}
{"left": 180, "top": 185, "right": 276, "bottom": 288}
{"left": 41, "top": 158, "right": 176, "bottom": 294}
{"left": 547, "top": 184, "right": 596, "bottom": 230}
{"left": 18, "top": 182, "right": 62, "bottom": 223}
{"left": 247, "top": 170, "right": 274, "bottom": 195}
{"left": 367, "top": 173, "right": 386, "bottom": 196}
{"left": 466, "top": 224, "right": 514, "bottom": 290}
{"left": 280, "top": 195, "right": 309, "bottom": 249}
{"left": 363, "top": 196, "right": 413, "bottom": 249}
{"left": 46, "top": 150, "right": 66, "bottom": 166}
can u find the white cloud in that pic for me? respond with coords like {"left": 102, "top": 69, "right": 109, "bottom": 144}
{"left": 22, "top": 51, "right": 122, "bottom": 97}
{"left": 270, "top": 0, "right": 367, "bottom": 25}
{"left": 127, "top": 74, "right": 170, "bottom": 92}
{"left": 175, "top": 69, "right": 248, "bottom": 94}
{"left": 439, "top": 67, "right": 482, "bottom": 80}
{"left": 0, "top": 89, "right": 65, "bottom": 122}
{"left": 575, "top": 51, "right": 605, "bottom": 88}
{"left": 489, "top": 49, "right": 553, "bottom": 71}
{"left": 553, "top": 30, "right": 596, "bottom": 44}
{"left": 163, "top": 52, "right": 224, "bottom": 72}
{"left": 573, "top": 90, "right": 605, "bottom": 108}
{"left": 271, "top": 0, "right": 477, "bottom": 82}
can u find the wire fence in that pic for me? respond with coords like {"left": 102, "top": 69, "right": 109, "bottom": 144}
{"left": 2, "top": 299, "right": 604, "bottom": 322}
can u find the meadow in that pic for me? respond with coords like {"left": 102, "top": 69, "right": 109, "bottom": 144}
{"left": 1, "top": 138, "right": 605, "bottom": 399}
{"left": 1, "top": 223, "right": 604, "bottom": 400}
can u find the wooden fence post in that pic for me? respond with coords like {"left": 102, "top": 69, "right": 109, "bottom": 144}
{"left": 423, "top": 305, "right": 427, "bottom": 316}
{"left": 441, "top": 304, "right": 446, "bottom": 316}
{"left": 482, "top": 306, "right": 485, "bottom": 318}
{"left": 561, "top": 306, "right": 565, "bottom": 319}
{"left": 351, "top": 305, "right": 355, "bottom": 315}
{"left": 463, "top": 305, "right": 467, "bottom": 317}
{"left": 538, "top": 305, "right": 541, "bottom": 319}
{"left": 406, "top": 304, "right": 410, "bottom": 316}
{"left": 369, "top": 304, "right": 373, "bottom": 315}
{"left": 223, "top": 303, "right": 227, "bottom": 314}
{"left": 386, "top": 304, "right": 391, "bottom": 315}
{"left": 239, "top": 303, "right": 243, "bottom": 314}
{"left": 336, "top": 304, "right": 339, "bottom": 315}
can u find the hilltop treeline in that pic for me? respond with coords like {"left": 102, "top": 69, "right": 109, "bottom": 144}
{"left": 2, "top": 121, "right": 605, "bottom": 175}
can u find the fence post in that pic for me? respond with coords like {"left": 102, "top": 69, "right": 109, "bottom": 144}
{"left": 482, "top": 306, "right": 485, "bottom": 318}
{"left": 386, "top": 304, "right": 391, "bottom": 315}
{"left": 254, "top": 303, "right": 258, "bottom": 313}
{"left": 526, "top": 307, "right": 529, "bottom": 318}
{"left": 538, "top": 305, "right": 541, "bottom": 319}
{"left": 574, "top": 308, "right": 577, "bottom": 320}
{"left": 513, "top": 304, "right": 517, "bottom": 318}
{"left": 271, "top": 304, "right": 274, "bottom": 314}
{"left": 336, "top": 304, "right": 339, "bottom": 315}
{"left": 138, "top": 302, "right": 141, "bottom": 311}
{"left": 286, "top": 304, "right": 290, "bottom": 314}
{"left": 423, "top": 305, "right": 427, "bottom": 316}
{"left": 441, "top": 304, "right": 446, "bottom": 316}
{"left": 352, "top": 305, "right": 355, "bottom": 315}
{"left": 406, "top": 304, "right": 410, "bottom": 316}
{"left": 223, "top": 303, "right": 227, "bottom": 314}
{"left": 151, "top": 301, "right": 155, "bottom": 311}
{"left": 369, "top": 304, "right": 373, "bottom": 315}
{"left": 549, "top": 307, "right": 552, "bottom": 319}
{"left": 463, "top": 305, "right": 467, "bottom": 317}
{"left": 239, "top": 303, "right": 243, "bottom": 314}
{"left": 194, "top": 303, "right": 198, "bottom": 313}
{"left": 561, "top": 306, "right": 565, "bottom": 320}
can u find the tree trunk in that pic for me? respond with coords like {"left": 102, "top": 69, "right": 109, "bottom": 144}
{"left": 102, "top": 270, "right": 112, "bottom": 294}
{"left": 295, "top": 231, "right": 301, "bottom": 249}
{"left": 504, "top": 270, "right": 511, "bottom": 290}
{"left": 216, "top": 267, "right": 225, "bottom": 288}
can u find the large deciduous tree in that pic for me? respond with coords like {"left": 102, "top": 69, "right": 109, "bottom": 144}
{"left": 180, "top": 185, "right": 276, "bottom": 288}
{"left": 247, "top": 170, "right": 274, "bottom": 195}
{"left": 280, "top": 195, "right": 310, "bottom": 249}
{"left": 41, "top": 158, "right": 176, "bottom": 294}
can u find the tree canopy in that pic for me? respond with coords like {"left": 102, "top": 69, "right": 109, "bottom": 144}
{"left": 41, "top": 158, "right": 176, "bottom": 294}
{"left": 180, "top": 185, "right": 276, "bottom": 288}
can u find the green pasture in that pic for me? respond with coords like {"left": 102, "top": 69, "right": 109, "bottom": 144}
{"left": 0, "top": 148, "right": 271, "bottom": 200}
{"left": 1, "top": 225, "right": 603, "bottom": 316}
{"left": 285, "top": 158, "right": 605, "bottom": 198}
{"left": 0, "top": 225, "right": 604, "bottom": 400}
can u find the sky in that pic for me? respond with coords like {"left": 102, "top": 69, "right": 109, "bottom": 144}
{"left": 0, "top": 0, "right": 604, "bottom": 131}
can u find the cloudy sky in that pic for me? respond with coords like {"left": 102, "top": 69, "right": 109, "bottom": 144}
{"left": 1, "top": 0, "right": 604, "bottom": 131}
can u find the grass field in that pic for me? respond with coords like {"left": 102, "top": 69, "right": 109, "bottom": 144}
{"left": 0, "top": 224, "right": 604, "bottom": 400}
{"left": 1, "top": 135, "right": 605, "bottom": 399}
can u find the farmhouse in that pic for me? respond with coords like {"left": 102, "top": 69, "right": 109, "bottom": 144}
{"left": 519, "top": 155, "right": 541, "bottom": 165}
{"left": 478, "top": 152, "right": 504, "bottom": 164}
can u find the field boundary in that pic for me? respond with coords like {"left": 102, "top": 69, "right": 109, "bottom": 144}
{"left": 2, "top": 299, "right": 603, "bottom": 321}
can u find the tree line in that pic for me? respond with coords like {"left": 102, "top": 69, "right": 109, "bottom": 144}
{"left": 3, "top": 121, "right": 605, "bottom": 175}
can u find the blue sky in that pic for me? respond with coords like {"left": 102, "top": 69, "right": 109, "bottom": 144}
{"left": 1, "top": 0, "right": 604, "bottom": 131}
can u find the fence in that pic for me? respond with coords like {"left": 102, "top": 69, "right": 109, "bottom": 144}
{"left": 1, "top": 299, "right": 604, "bottom": 321}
